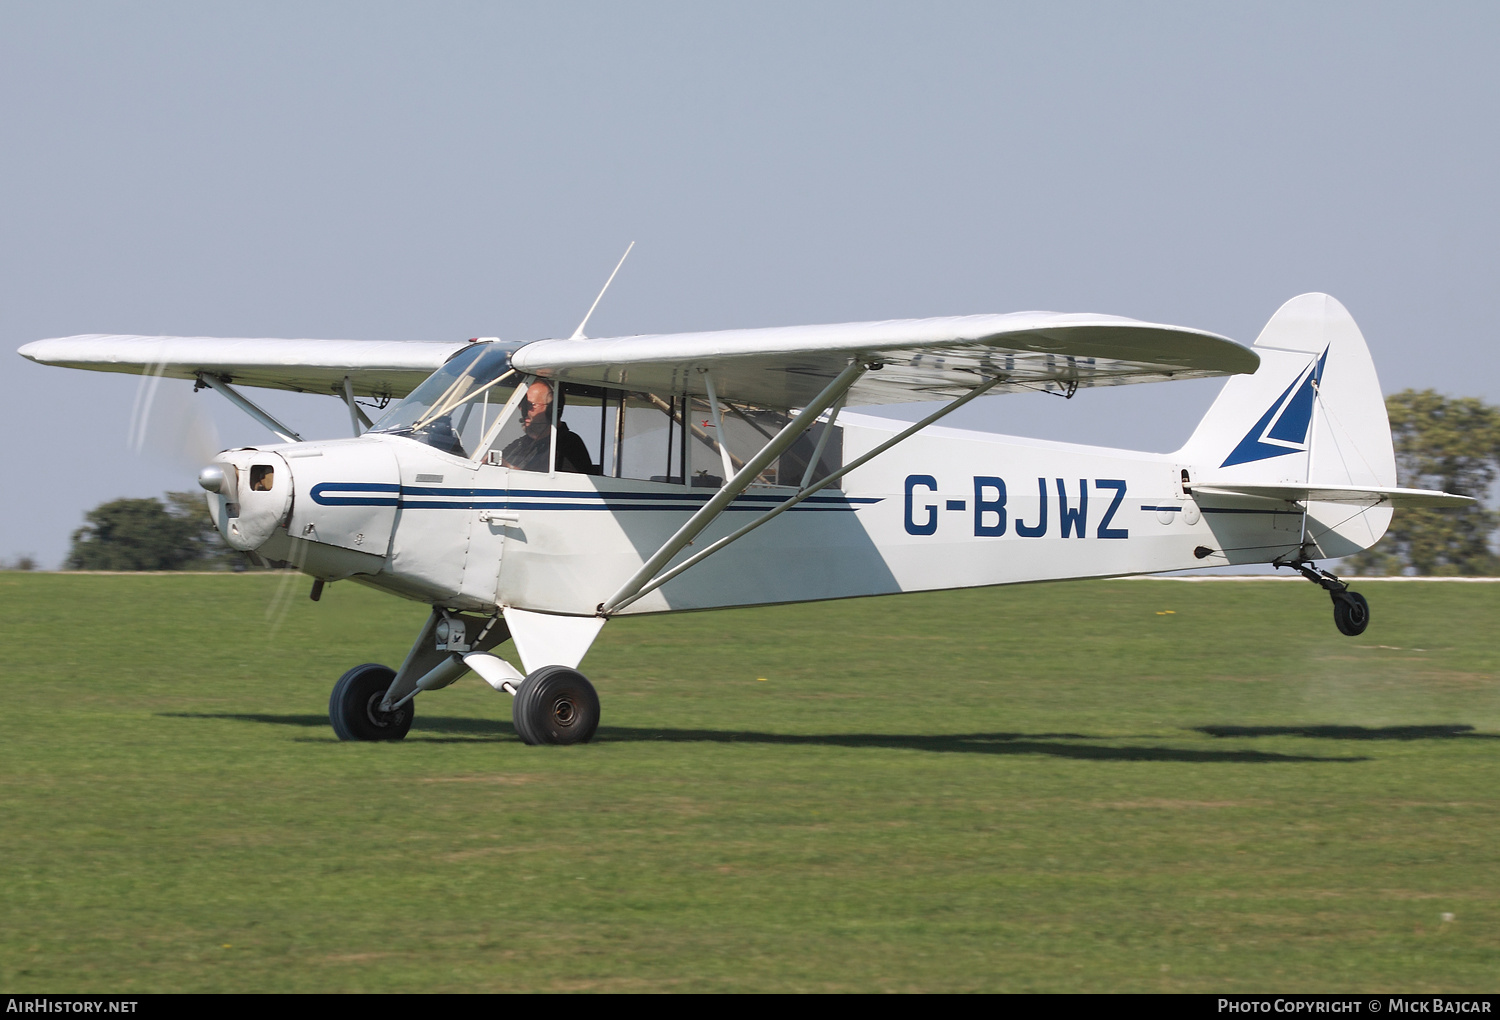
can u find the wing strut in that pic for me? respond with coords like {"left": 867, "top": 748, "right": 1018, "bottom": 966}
{"left": 701, "top": 370, "right": 736, "bottom": 483}
{"left": 340, "top": 375, "right": 372, "bottom": 437}
{"left": 599, "top": 361, "right": 868, "bottom": 615}
{"left": 800, "top": 390, "right": 848, "bottom": 490}
{"left": 603, "top": 372, "right": 1004, "bottom": 616}
{"left": 196, "top": 373, "right": 303, "bottom": 443}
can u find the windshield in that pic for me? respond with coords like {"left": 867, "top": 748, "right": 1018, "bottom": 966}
{"left": 369, "top": 343, "right": 518, "bottom": 458}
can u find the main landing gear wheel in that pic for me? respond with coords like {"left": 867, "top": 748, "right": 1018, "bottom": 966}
{"left": 329, "top": 663, "right": 413, "bottom": 741}
{"left": 512, "top": 665, "right": 600, "bottom": 746}
{"left": 1332, "top": 591, "right": 1370, "bottom": 637}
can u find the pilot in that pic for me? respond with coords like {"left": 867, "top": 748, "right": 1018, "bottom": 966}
{"left": 500, "top": 380, "right": 597, "bottom": 474}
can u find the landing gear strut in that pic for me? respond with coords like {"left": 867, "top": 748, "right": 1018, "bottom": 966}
{"left": 1291, "top": 562, "right": 1370, "bottom": 637}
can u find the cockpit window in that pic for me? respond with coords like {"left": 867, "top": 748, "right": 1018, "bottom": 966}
{"left": 368, "top": 343, "right": 518, "bottom": 457}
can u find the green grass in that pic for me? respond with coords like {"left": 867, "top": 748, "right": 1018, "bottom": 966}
{"left": 0, "top": 573, "right": 1497, "bottom": 992}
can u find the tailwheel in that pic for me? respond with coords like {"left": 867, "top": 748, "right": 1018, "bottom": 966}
{"left": 1290, "top": 562, "right": 1371, "bottom": 638}
{"left": 512, "top": 665, "right": 600, "bottom": 746}
{"left": 1332, "top": 591, "right": 1370, "bottom": 637}
{"left": 329, "top": 663, "right": 413, "bottom": 741}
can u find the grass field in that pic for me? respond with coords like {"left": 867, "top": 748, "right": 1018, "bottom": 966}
{"left": 0, "top": 572, "right": 1496, "bottom": 992}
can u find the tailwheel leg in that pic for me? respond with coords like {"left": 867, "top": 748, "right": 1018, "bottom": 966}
{"left": 1290, "top": 562, "right": 1370, "bottom": 637}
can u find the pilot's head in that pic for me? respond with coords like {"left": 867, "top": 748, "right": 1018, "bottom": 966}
{"left": 519, "top": 380, "right": 557, "bottom": 436}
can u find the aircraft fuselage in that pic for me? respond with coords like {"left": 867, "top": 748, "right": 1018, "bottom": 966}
{"left": 209, "top": 410, "right": 1340, "bottom": 618}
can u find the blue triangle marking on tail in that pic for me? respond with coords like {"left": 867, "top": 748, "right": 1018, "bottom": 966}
{"left": 1220, "top": 348, "right": 1328, "bottom": 468}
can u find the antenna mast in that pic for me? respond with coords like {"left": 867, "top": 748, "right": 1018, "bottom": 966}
{"left": 569, "top": 241, "right": 635, "bottom": 341}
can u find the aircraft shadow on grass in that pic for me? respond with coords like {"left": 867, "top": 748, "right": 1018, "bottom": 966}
{"left": 161, "top": 713, "right": 1370, "bottom": 763}
{"left": 1197, "top": 724, "right": 1497, "bottom": 742}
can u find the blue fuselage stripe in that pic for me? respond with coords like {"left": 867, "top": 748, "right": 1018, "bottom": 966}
{"left": 308, "top": 482, "right": 880, "bottom": 512}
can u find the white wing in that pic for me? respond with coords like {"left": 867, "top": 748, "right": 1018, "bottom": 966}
{"left": 510, "top": 311, "right": 1259, "bottom": 408}
{"left": 18, "top": 311, "right": 1258, "bottom": 410}
{"left": 17, "top": 334, "right": 474, "bottom": 399}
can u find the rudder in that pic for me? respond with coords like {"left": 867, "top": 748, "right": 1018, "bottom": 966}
{"left": 1179, "top": 293, "right": 1397, "bottom": 556}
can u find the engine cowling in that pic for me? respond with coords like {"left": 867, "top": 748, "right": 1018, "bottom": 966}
{"left": 201, "top": 449, "right": 292, "bottom": 551}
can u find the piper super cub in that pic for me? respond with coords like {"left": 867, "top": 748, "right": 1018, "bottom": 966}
{"left": 19, "top": 291, "right": 1471, "bottom": 744}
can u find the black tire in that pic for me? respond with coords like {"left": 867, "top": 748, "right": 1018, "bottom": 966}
{"left": 329, "top": 663, "right": 412, "bottom": 741}
{"left": 1332, "top": 591, "right": 1370, "bottom": 637}
{"left": 512, "top": 665, "right": 600, "bottom": 746}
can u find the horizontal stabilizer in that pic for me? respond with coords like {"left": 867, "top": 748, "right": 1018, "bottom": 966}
{"left": 1192, "top": 483, "right": 1474, "bottom": 509}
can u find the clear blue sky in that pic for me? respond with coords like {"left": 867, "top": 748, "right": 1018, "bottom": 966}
{"left": 4, "top": 2, "right": 1497, "bottom": 567}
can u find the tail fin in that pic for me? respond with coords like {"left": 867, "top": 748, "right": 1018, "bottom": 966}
{"left": 1179, "top": 293, "right": 1397, "bottom": 556}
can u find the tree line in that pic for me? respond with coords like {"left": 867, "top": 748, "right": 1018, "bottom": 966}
{"left": 1346, "top": 391, "right": 1500, "bottom": 575}
{"left": 65, "top": 491, "right": 245, "bottom": 571}
{"left": 37, "top": 389, "right": 1500, "bottom": 575}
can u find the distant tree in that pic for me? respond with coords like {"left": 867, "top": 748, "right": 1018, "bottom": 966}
{"left": 1, "top": 554, "right": 37, "bottom": 571}
{"left": 1347, "top": 390, "right": 1500, "bottom": 575}
{"left": 66, "top": 492, "right": 239, "bottom": 571}
{"left": 164, "top": 490, "right": 241, "bottom": 569}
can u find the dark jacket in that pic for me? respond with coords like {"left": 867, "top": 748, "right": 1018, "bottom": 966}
{"left": 500, "top": 421, "right": 597, "bottom": 474}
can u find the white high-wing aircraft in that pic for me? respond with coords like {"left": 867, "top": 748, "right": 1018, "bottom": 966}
{"left": 19, "top": 292, "right": 1472, "bottom": 745}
